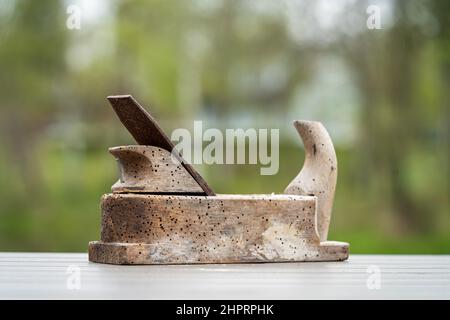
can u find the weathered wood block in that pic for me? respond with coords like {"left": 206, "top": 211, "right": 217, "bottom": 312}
{"left": 88, "top": 95, "right": 349, "bottom": 265}
{"left": 89, "top": 194, "right": 348, "bottom": 264}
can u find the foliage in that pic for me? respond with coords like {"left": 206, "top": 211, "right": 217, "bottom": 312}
{"left": 0, "top": 0, "right": 448, "bottom": 253}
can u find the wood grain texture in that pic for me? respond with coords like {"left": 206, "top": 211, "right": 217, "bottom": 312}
{"left": 284, "top": 120, "right": 338, "bottom": 242}
{"left": 110, "top": 145, "right": 204, "bottom": 194}
{"left": 88, "top": 193, "right": 348, "bottom": 264}
{"left": 2, "top": 253, "right": 449, "bottom": 299}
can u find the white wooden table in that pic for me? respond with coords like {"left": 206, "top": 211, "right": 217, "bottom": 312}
{"left": 0, "top": 253, "right": 449, "bottom": 299}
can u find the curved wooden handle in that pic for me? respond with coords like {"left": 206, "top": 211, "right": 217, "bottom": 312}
{"left": 284, "top": 121, "right": 337, "bottom": 241}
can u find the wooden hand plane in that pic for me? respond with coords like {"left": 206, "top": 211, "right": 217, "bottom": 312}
{"left": 88, "top": 95, "right": 349, "bottom": 264}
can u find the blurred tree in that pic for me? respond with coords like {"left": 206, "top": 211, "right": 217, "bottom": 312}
{"left": 0, "top": 0, "right": 67, "bottom": 191}
{"left": 0, "top": 0, "right": 448, "bottom": 252}
{"left": 343, "top": 0, "right": 449, "bottom": 233}
{"left": 430, "top": 0, "right": 450, "bottom": 212}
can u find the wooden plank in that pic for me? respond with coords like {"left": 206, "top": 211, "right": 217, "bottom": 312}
{"left": 0, "top": 253, "right": 449, "bottom": 299}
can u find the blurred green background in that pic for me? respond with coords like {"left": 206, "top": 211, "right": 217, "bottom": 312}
{"left": 0, "top": 0, "right": 448, "bottom": 253}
